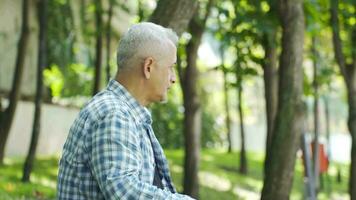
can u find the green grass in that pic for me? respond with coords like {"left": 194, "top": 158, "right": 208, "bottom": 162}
{"left": 0, "top": 150, "right": 349, "bottom": 199}
{"left": 0, "top": 157, "right": 58, "bottom": 200}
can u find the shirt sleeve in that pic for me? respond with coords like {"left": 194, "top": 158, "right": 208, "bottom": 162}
{"left": 88, "top": 112, "right": 194, "bottom": 200}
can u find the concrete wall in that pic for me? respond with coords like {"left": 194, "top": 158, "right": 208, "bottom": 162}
{"left": 0, "top": 0, "right": 39, "bottom": 96}
{"left": 4, "top": 100, "right": 79, "bottom": 157}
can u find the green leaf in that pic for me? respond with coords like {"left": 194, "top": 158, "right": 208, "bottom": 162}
{"left": 43, "top": 65, "right": 64, "bottom": 97}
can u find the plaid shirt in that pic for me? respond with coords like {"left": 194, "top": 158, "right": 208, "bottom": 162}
{"left": 57, "top": 80, "right": 193, "bottom": 200}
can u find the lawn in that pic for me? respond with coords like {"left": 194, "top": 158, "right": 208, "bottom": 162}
{"left": 0, "top": 150, "right": 349, "bottom": 199}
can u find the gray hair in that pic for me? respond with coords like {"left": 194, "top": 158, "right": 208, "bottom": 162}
{"left": 116, "top": 22, "right": 178, "bottom": 71}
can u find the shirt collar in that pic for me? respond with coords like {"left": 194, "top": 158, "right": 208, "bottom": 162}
{"left": 106, "top": 79, "right": 152, "bottom": 125}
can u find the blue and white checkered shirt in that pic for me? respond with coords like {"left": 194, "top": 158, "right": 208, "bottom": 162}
{"left": 57, "top": 79, "right": 193, "bottom": 200}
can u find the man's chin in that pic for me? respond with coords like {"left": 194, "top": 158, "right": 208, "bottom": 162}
{"left": 159, "top": 97, "right": 168, "bottom": 104}
{"left": 158, "top": 94, "right": 168, "bottom": 104}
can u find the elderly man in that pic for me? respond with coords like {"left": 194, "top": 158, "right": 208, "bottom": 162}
{"left": 57, "top": 22, "right": 194, "bottom": 200}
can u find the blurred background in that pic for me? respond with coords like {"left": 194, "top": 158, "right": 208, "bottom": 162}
{"left": 0, "top": 0, "right": 355, "bottom": 199}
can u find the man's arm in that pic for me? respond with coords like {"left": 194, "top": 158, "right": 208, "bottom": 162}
{"left": 88, "top": 112, "right": 193, "bottom": 200}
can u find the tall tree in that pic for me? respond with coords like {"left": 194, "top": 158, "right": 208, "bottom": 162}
{"left": 105, "top": 0, "right": 114, "bottom": 83}
{"left": 261, "top": 0, "right": 305, "bottom": 199}
{"left": 0, "top": 0, "right": 30, "bottom": 164}
{"left": 261, "top": 8, "right": 279, "bottom": 176}
{"left": 311, "top": 36, "right": 321, "bottom": 191}
{"left": 215, "top": 0, "right": 280, "bottom": 175}
{"left": 262, "top": 30, "right": 279, "bottom": 176}
{"left": 92, "top": 0, "right": 103, "bottom": 95}
{"left": 330, "top": 0, "right": 356, "bottom": 198}
{"left": 22, "top": 0, "right": 48, "bottom": 182}
{"left": 214, "top": 7, "right": 232, "bottom": 153}
{"left": 149, "top": 0, "right": 198, "bottom": 36}
{"left": 232, "top": 55, "right": 257, "bottom": 175}
{"left": 216, "top": 14, "right": 233, "bottom": 153}
{"left": 149, "top": 0, "right": 199, "bottom": 196}
{"left": 323, "top": 93, "right": 331, "bottom": 156}
{"left": 180, "top": 1, "right": 214, "bottom": 198}
{"left": 214, "top": 10, "right": 232, "bottom": 153}
{"left": 216, "top": 1, "right": 262, "bottom": 173}
{"left": 220, "top": 48, "right": 233, "bottom": 154}
{"left": 236, "top": 77, "right": 247, "bottom": 174}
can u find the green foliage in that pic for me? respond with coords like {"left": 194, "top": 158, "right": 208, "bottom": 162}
{"left": 47, "top": 0, "right": 76, "bottom": 68}
{"left": 62, "top": 63, "right": 93, "bottom": 97}
{"left": 303, "top": 70, "right": 313, "bottom": 96}
{"left": 338, "top": 0, "right": 356, "bottom": 61}
{"left": 44, "top": 64, "right": 93, "bottom": 98}
{"left": 44, "top": 0, "right": 136, "bottom": 101}
{"left": 43, "top": 65, "right": 64, "bottom": 97}
{"left": 151, "top": 84, "right": 222, "bottom": 149}
{"left": 201, "top": 109, "right": 224, "bottom": 148}
{"left": 151, "top": 100, "right": 184, "bottom": 148}
{"left": 150, "top": 84, "right": 183, "bottom": 148}
{"left": 135, "top": 0, "right": 153, "bottom": 22}
{"left": 303, "top": 0, "right": 340, "bottom": 98}
{"left": 318, "top": 67, "right": 336, "bottom": 87}
{"left": 213, "top": 0, "right": 269, "bottom": 90}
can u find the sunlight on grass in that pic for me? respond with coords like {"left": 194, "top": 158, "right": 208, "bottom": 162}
{"left": 242, "top": 176, "right": 263, "bottom": 191}
{"left": 31, "top": 175, "right": 56, "bottom": 189}
{"left": 291, "top": 191, "right": 303, "bottom": 200}
{"left": 201, "top": 154, "right": 215, "bottom": 162}
{"left": 233, "top": 185, "right": 260, "bottom": 200}
{"left": 199, "top": 171, "right": 232, "bottom": 191}
{"left": 4, "top": 183, "right": 15, "bottom": 192}
{"left": 171, "top": 164, "right": 183, "bottom": 173}
{"left": 329, "top": 193, "right": 348, "bottom": 200}
{"left": 0, "top": 157, "right": 57, "bottom": 199}
{"left": 3, "top": 158, "right": 15, "bottom": 165}
{"left": 0, "top": 150, "right": 350, "bottom": 200}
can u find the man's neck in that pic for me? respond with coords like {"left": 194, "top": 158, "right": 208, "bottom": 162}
{"left": 116, "top": 74, "right": 149, "bottom": 106}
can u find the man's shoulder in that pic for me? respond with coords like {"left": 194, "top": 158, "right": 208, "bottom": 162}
{"left": 83, "top": 90, "right": 133, "bottom": 121}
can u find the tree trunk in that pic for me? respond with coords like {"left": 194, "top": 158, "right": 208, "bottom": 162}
{"left": 181, "top": 1, "right": 213, "bottom": 198}
{"left": 324, "top": 94, "right": 331, "bottom": 168}
{"left": 182, "top": 21, "right": 202, "bottom": 198}
{"left": 22, "top": 0, "right": 48, "bottom": 182}
{"left": 0, "top": 97, "right": 2, "bottom": 119}
{"left": 219, "top": 45, "right": 233, "bottom": 153}
{"left": 149, "top": 0, "right": 208, "bottom": 197}
{"left": 348, "top": 77, "right": 356, "bottom": 200}
{"left": 312, "top": 36, "right": 320, "bottom": 191}
{"left": 223, "top": 69, "right": 233, "bottom": 153}
{"left": 330, "top": 0, "right": 356, "bottom": 198}
{"left": 92, "top": 0, "right": 103, "bottom": 95}
{"left": 105, "top": 0, "right": 114, "bottom": 83}
{"left": 261, "top": 0, "right": 305, "bottom": 199}
{"left": 182, "top": 98, "right": 201, "bottom": 199}
{"left": 238, "top": 84, "right": 247, "bottom": 174}
{"left": 262, "top": 30, "right": 278, "bottom": 176}
{"left": 0, "top": 0, "right": 30, "bottom": 164}
{"left": 149, "top": 0, "right": 198, "bottom": 36}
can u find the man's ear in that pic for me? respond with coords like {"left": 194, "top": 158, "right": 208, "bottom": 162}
{"left": 143, "top": 57, "right": 154, "bottom": 79}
